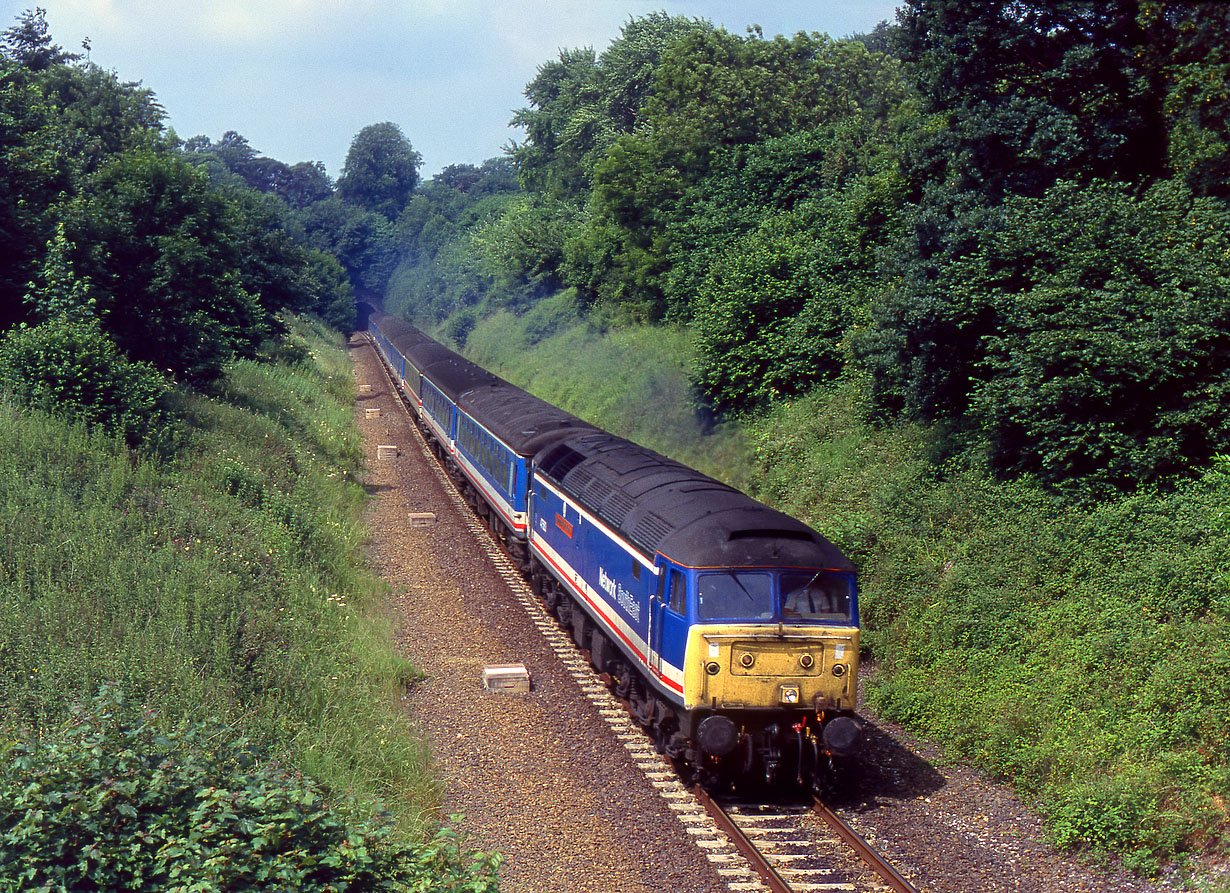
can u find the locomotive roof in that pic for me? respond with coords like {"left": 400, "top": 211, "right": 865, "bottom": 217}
{"left": 459, "top": 382, "right": 599, "bottom": 457}
{"left": 535, "top": 432, "right": 854, "bottom": 572}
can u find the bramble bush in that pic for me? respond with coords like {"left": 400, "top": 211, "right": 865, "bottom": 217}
{"left": 0, "top": 686, "right": 500, "bottom": 892}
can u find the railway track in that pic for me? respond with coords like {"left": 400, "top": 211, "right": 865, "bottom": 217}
{"left": 362, "top": 334, "right": 920, "bottom": 893}
{"left": 696, "top": 787, "right": 921, "bottom": 893}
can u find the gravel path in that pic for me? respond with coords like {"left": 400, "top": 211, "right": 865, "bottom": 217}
{"left": 349, "top": 333, "right": 1210, "bottom": 893}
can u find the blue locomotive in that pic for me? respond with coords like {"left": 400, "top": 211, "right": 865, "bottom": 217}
{"left": 368, "top": 311, "right": 861, "bottom": 788}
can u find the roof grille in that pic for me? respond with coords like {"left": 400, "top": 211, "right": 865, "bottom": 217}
{"left": 583, "top": 477, "right": 614, "bottom": 506}
{"left": 603, "top": 491, "right": 635, "bottom": 526}
{"left": 537, "top": 444, "right": 586, "bottom": 481}
{"left": 631, "top": 512, "right": 673, "bottom": 553}
{"left": 568, "top": 466, "right": 595, "bottom": 491}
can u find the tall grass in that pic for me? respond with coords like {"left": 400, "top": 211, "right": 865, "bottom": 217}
{"left": 0, "top": 316, "right": 438, "bottom": 840}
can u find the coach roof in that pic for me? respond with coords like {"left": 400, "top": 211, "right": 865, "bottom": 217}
{"left": 459, "top": 381, "right": 599, "bottom": 456}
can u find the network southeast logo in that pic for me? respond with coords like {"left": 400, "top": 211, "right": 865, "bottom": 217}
{"left": 599, "top": 566, "right": 640, "bottom": 622}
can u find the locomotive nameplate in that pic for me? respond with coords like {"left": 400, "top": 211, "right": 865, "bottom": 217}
{"left": 482, "top": 664, "right": 531, "bottom": 693}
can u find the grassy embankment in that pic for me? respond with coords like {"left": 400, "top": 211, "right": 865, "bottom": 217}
{"left": 461, "top": 309, "right": 1230, "bottom": 875}
{"left": 0, "top": 316, "right": 495, "bottom": 887}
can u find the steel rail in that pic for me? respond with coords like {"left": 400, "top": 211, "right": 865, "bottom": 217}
{"left": 812, "top": 797, "right": 920, "bottom": 893}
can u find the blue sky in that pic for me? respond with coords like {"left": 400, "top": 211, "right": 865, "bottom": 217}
{"left": 6, "top": 1, "right": 901, "bottom": 180}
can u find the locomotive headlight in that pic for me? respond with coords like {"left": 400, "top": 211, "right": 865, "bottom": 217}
{"left": 705, "top": 661, "right": 721, "bottom": 676}
{"left": 832, "top": 664, "right": 847, "bottom": 677}
{"left": 799, "top": 653, "right": 815, "bottom": 669}
{"left": 739, "top": 653, "right": 755, "bottom": 669}
{"left": 780, "top": 684, "right": 801, "bottom": 705}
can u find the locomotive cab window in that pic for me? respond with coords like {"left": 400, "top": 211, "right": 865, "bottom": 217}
{"left": 781, "top": 571, "right": 853, "bottom": 623}
{"left": 668, "top": 571, "right": 686, "bottom": 615}
{"left": 697, "top": 572, "right": 772, "bottom": 620}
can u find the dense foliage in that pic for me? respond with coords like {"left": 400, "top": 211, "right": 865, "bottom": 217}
{"left": 1, "top": 686, "right": 495, "bottom": 892}
{"left": 0, "top": 315, "right": 171, "bottom": 446}
{"left": 392, "top": 1, "right": 1230, "bottom": 498}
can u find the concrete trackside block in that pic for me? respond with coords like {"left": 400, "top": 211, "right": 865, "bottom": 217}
{"left": 358, "top": 384, "right": 373, "bottom": 395}
{"left": 377, "top": 445, "right": 398, "bottom": 460}
{"left": 483, "top": 664, "right": 531, "bottom": 694}
{"left": 408, "top": 512, "right": 437, "bottom": 527}
{"left": 366, "top": 407, "right": 381, "bottom": 419}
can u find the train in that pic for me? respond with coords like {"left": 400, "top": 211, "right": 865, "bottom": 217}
{"left": 366, "top": 309, "right": 862, "bottom": 790}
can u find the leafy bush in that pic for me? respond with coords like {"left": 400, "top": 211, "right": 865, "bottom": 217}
{"left": 0, "top": 315, "right": 172, "bottom": 446}
{"left": 0, "top": 686, "right": 499, "bottom": 892}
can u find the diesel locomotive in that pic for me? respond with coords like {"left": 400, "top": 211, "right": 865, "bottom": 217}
{"left": 368, "top": 310, "right": 861, "bottom": 789}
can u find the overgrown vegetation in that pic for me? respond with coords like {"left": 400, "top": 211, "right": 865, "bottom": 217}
{"left": 747, "top": 385, "right": 1230, "bottom": 874}
{"left": 0, "top": 316, "right": 497, "bottom": 889}
{"left": 0, "top": 11, "right": 504, "bottom": 888}
{"left": 2, "top": 686, "right": 495, "bottom": 892}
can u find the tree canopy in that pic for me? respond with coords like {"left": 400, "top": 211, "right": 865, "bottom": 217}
{"left": 336, "top": 122, "right": 423, "bottom": 220}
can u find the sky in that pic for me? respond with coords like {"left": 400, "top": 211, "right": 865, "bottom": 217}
{"left": 6, "top": 1, "right": 902, "bottom": 180}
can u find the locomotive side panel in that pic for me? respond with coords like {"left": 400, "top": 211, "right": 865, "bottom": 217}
{"left": 529, "top": 473, "right": 678, "bottom": 702}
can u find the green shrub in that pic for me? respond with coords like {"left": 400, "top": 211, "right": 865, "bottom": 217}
{"left": 0, "top": 686, "right": 499, "bottom": 892}
{"left": 0, "top": 315, "right": 172, "bottom": 446}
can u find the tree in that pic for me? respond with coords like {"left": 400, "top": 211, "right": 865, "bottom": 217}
{"left": 574, "top": 26, "right": 911, "bottom": 319}
{"left": 300, "top": 196, "right": 398, "bottom": 299}
{"left": 336, "top": 122, "right": 421, "bottom": 220}
{"left": 510, "top": 14, "right": 707, "bottom": 202}
{"left": 0, "top": 57, "right": 68, "bottom": 331}
{"left": 1, "top": 7, "right": 79, "bottom": 70}
{"left": 38, "top": 61, "right": 165, "bottom": 174}
{"left": 896, "top": 0, "right": 1173, "bottom": 200}
{"left": 56, "top": 148, "right": 271, "bottom": 383}
{"left": 0, "top": 315, "right": 171, "bottom": 445}
{"left": 970, "top": 181, "right": 1230, "bottom": 491}
{"left": 282, "top": 160, "right": 333, "bottom": 208}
